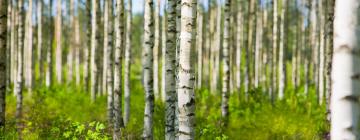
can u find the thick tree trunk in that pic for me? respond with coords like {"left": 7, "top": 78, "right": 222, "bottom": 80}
{"left": 164, "top": 0, "right": 177, "bottom": 138}
{"left": 0, "top": 0, "right": 8, "bottom": 128}
{"left": 114, "top": 0, "right": 125, "bottom": 138}
{"left": 142, "top": 0, "right": 154, "bottom": 139}
{"left": 124, "top": 0, "right": 132, "bottom": 126}
{"left": 331, "top": 0, "right": 360, "bottom": 139}
{"left": 177, "top": 0, "right": 196, "bottom": 138}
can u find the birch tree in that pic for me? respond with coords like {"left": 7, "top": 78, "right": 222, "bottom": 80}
{"left": 142, "top": 0, "right": 154, "bottom": 138}
{"left": 222, "top": 0, "right": 230, "bottom": 122}
{"left": 318, "top": 0, "right": 325, "bottom": 104}
{"left": 25, "top": 0, "right": 33, "bottom": 91}
{"left": 236, "top": 0, "right": 243, "bottom": 91}
{"left": 0, "top": 0, "right": 7, "bottom": 128}
{"left": 196, "top": 0, "right": 203, "bottom": 88}
{"left": 55, "top": 0, "right": 62, "bottom": 83}
{"left": 104, "top": 0, "right": 114, "bottom": 128}
{"left": 177, "top": 0, "right": 196, "bottom": 138}
{"left": 114, "top": 0, "right": 125, "bottom": 138}
{"left": 331, "top": 0, "right": 360, "bottom": 139}
{"left": 37, "top": 0, "right": 43, "bottom": 84}
{"left": 90, "top": 0, "right": 99, "bottom": 101}
{"left": 154, "top": 0, "right": 160, "bottom": 99}
{"left": 46, "top": 0, "right": 54, "bottom": 87}
{"left": 15, "top": 0, "right": 24, "bottom": 137}
{"left": 164, "top": 0, "right": 177, "bottom": 138}
{"left": 271, "top": 0, "right": 278, "bottom": 100}
{"left": 124, "top": 0, "right": 132, "bottom": 126}
{"left": 278, "top": 0, "right": 287, "bottom": 100}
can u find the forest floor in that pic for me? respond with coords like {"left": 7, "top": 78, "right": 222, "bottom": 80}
{"left": 2, "top": 65, "right": 329, "bottom": 139}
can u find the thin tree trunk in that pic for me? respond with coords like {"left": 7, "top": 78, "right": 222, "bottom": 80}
{"left": 114, "top": 0, "right": 125, "bottom": 138}
{"left": 15, "top": 0, "right": 24, "bottom": 137}
{"left": 0, "top": 0, "right": 8, "bottom": 128}
{"left": 90, "top": 0, "right": 99, "bottom": 101}
{"left": 67, "top": 0, "right": 75, "bottom": 83}
{"left": 236, "top": 1, "right": 243, "bottom": 92}
{"left": 10, "top": 2, "right": 16, "bottom": 87}
{"left": 55, "top": 0, "right": 62, "bottom": 84}
{"left": 153, "top": 0, "right": 160, "bottom": 99}
{"left": 104, "top": 0, "right": 114, "bottom": 128}
{"left": 318, "top": 0, "right": 326, "bottom": 104}
{"left": 271, "top": 0, "right": 278, "bottom": 101}
{"left": 161, "top": 5, "right": 167, "bottom": 102}
{"left": 196, "top": 1, "right": 203, "bottom": 89}
{"left": 5, "top": 0, "right": 11, "bottom": 88}
{"left": 255, "top": 6, "right": 263, "bottom": 88}
{"left": 325, "top": 0, "right": 334, "bottom": 123}
{"left": 74, "top": 10, "right": 80, "bottom": 85}
{"left": 331, "top": 0, "right": 360, "bottom": 138}
{"left": 278, "top": 0, "right": 287, "bottom": 100}
{"left": 46, "top": 0, "right": 54, "bottom": 87}
{"left": 124, "top": 0, "right": 132, "bottom": 126}
{"left": 142, "top": 0, "right": 154, "bottom": 138}
{"left": 84, "top": 0, "right": 91, "bottom": 91}
{"left": 37, "top": 0, "right": 43, "bottom": 85}
{"left": 222, "top": 0, "right": 230, "bottom": 123}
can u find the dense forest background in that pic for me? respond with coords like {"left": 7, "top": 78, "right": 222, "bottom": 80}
{"left": 0, "top": 0, "right": 342, "bottom": 139}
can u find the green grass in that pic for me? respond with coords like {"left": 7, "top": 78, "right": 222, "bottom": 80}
{"left": 2, "top": 60, "right": 328, "bottom": 139}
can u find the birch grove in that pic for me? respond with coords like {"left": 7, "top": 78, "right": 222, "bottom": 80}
{"left": 1, "top": 0, "right": 359, "bottom": 139}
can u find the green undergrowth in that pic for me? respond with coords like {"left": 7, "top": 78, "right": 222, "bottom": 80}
{"left": 2, "top": 81, "right": 328, "bottom": 139}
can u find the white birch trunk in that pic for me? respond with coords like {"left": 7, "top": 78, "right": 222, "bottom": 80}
{"left": 25, "top": 0, "right": 33, "bottom": 91}
{"left": 104, "top": 0, "right": 114, "bottom": 128}
{"left": 124, "top": 0, "right": 132, "bottom": 126}
{"left": 177, "top": 0, "right": 196, "bottom": 138}
{"left": 196, "top": 1, "right": 203, "bottom": 89}
{"left": 278, "top": 0, "right": 287, "bottom": 100}
{"left": 114, "top": 0, "right": 125, "bottom": 138}
{"left": 331, "top": 0, "right": 360, "bottom": 139}
{"left": 161, "top": 5, "right": 167, "bottom": 102}
{"left": 236, "top": 2, "right": 243, "bottom": 91}
{"left": 153, "top": 0, "right": 160, "bottom": 100}
{"left": 90, "top": 0, "right": 98, "bottom": 101}
{"left": 55, "top": 0, "right": 62, "bottom": 83}
{"left": 164, "top": 0, "right": 177, "bottom": 138}
{"left": 271, "top": 0, "right": 278, "bottom": 101}
{"left": 15, "top": 0, "right": 24, "bottom": 137}
{"left": 222, "top": 0, "right": 230, "bottom": 122}
{"left": 142, "top": 0, "right": 154, "bottom": 138}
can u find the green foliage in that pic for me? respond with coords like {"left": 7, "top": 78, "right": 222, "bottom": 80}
{"left": 3, "top": 59, "right": 328, "bottom": 139}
